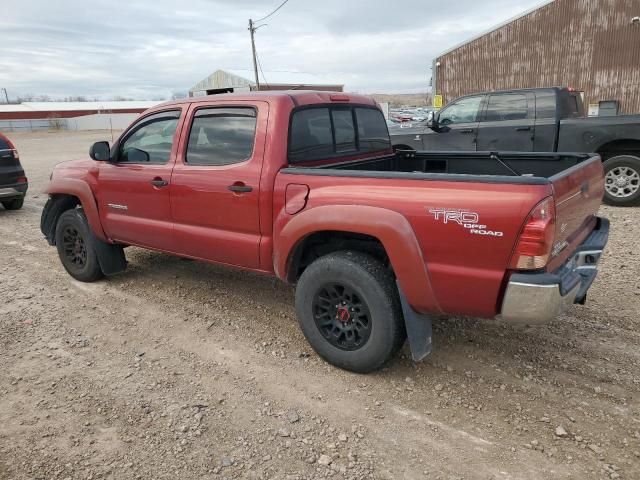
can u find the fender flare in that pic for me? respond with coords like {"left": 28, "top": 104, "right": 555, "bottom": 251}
{"left": 274, "top": 204, "right": 442, "bottom": 314}
{"left": 45, "top": 178, "right": 108, "bottom": 242}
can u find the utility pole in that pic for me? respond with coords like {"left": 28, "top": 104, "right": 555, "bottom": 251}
{"left": 248, "top": 19, "right": 261, "bottom": 91}
{"left": 1, "top": 88, "right": 8, "bottom": 104}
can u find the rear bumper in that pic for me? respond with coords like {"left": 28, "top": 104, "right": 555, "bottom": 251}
{"left": 0, "top": 183, "right": 28, "bottom": 199}
{"left": 499, "top": 217, "right": 609, "bottom": 324}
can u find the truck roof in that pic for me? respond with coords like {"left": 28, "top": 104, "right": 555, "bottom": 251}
{"left": 155, "top": 90, "right": 379, "bottom": 110}
{"left": 454, "top": 86, "right": 572, "bottom": 98}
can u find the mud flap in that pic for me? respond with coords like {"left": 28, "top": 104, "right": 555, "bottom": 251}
{"left": 91, "top": 233, "right": 127, "bottom": 275}
{"left": 396, "top": 281, "right": 432, "bottom": 362}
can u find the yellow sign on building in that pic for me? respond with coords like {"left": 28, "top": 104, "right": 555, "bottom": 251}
{"left": 433, "top": 95, "right": 443, "bottom": 109}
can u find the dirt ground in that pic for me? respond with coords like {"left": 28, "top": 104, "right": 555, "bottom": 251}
{"left": 1, "top": 130, "right": 639, "bottom": 480}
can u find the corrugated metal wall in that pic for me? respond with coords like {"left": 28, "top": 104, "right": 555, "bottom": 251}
{"left": 435, "top": 0, "right": 640, "bottom": 114}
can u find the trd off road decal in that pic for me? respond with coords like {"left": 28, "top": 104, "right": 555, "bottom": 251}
{"left": 427, "top": 207, "right": 504, "bottom": 237}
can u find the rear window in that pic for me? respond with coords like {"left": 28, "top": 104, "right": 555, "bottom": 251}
{"left": 332, "top": 109, "right": 356, "bottom": 153}
{"left": 0, "top": 136, "right": 10, "bottom": 150}
{"left": 288, "top": 105, "right": 390, "bottom": 163}
{"left": 561, "top": 93, "right": 581, "bottom": 119}
{"left": 356, "top": 108, "right": 391, "bottom": 151}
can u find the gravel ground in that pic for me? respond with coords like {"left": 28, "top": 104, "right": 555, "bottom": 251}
{"left": 1, "top": 130, "right": 639, "bottom": 480}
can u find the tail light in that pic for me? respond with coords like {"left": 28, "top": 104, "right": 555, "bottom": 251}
{"left": 17, "top": 176, "right": 28, "bottom": 184}
{"left": 510, "top": 197, "right": 556, "bottom": 270}
{"left": 1, "top": 134, "right": 18, "bottom": 159}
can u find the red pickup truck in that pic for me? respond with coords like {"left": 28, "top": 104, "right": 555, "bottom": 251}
{"left": 41, "top": 91, "right": 609, "bottom": 373}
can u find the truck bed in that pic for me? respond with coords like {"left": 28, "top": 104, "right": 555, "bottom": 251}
{"left": 289, "top": 151, "right": 596, "bottom": 183}
{"left": 280, "top": 150, "right": 604, "bottom": 309}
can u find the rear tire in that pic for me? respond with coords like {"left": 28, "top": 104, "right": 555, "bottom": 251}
{"left": 55, "top": 209, "right": 104, "bottom": 282}
{"left": 602, "top": 155, "right": 640, "bottom": 206}
{"left": 295, "top": 251, "right": 406, "bottom": 373}
{"left": 2, "top": 197, "right": 24, "bottom": 210}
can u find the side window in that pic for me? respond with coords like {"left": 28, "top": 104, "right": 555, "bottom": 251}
{"left": 535, "top": 91, "right": 557, "bottom": 119}
{"left": 119, "top": 111, "right": 180, "bottom": 164}
{"left": 186, "top": 107, "right": 257, "bottom": 166}
{"left": 484, "top": 94, "right": 528, "bottom": 121}
{"left": 289, "top": 108, "right": 334, "bottom": 162}
{"left": 439, "top": 96, "right": 483, "bottom": 125}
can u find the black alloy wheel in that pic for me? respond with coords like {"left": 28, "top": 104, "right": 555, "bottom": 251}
{"left": 312, "top": 283, "right": 372, "bottom": 351}
{"left": 54, "top": 208, "right": 104, "bottom": 282}
{"left": 62, "top": 225, "right": 88, "bottom": 268}
{"left": 295, "top": 250, "right": 406, "bottom": 373}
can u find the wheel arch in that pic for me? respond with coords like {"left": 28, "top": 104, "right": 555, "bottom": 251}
{"left": 286, "top": 230, "right": 390, "bottom": 283}
{"left": 596, "top": 139, "right": 640, "bottom": 161}
{"left": 274, "top": 205, "right": 441, "bottom": 314}
{"left": 44, "top": 178, "right": 108, "bottom": 242}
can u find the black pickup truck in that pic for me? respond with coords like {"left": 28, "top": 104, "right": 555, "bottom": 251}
{"left": 390, "top": 87, "right": 640, "bottom": 206}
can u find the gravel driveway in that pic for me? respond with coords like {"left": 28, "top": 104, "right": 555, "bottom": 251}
{"left": 1, "top": 130, "right": 639, "bottom": 480}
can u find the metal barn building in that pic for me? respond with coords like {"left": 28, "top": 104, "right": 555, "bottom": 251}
{"left": 189, "top": 69, "right": 344, "bottom": 96}
{"left": 432, "top": 0, "right": 640, "bottom": 114}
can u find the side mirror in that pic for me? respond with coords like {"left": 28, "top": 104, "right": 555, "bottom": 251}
{"left": 90, "top": 141, "right": 111, "bottom": 161}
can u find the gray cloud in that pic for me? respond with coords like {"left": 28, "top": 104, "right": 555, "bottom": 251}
{"left": 1, "top": 0, "right": 543, "bottom": 99}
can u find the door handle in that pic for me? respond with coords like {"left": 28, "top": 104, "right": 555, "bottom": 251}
{"left": 516, "top": 126, "right": 531, "bottom": 131}
{"left": 459, "top": 128, "right": 474, "bottom": 134}
{"left": 227, "top": 183, "right": 253, "bottom": 193}
{"left": 150, "top": 177, "right": 169, "bottom": 187}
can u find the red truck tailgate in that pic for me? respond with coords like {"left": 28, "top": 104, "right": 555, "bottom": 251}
{"left": 547, "top": 155, "right": 604, "bottom": 270}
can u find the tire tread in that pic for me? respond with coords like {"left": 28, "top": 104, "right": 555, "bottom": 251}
{"left": 295, "top": 250, "right": 406, "bottom": 373}
{"left": 55, "top": 208, "right": 104, "bottom": 282}
{"left": 602, "top": 155, "right": 640, "bottom": 207}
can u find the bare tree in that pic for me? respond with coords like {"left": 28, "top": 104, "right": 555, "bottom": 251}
{"left": 47, "top": 113, "right": 65, "bottom": 131}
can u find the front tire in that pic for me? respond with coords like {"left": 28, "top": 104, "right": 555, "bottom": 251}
{"left": 603, "top": 155, "right": 640, "bottom": 206}
{"left": 2, "top": 197, "right": 24, "bottom": 210}
{"left": 295, "top": 251, "right": 406, "bottom": 373}
{"left": 55, "top": 209, "right": 104, "bottom": 282}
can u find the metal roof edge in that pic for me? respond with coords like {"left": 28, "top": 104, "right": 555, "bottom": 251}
{"left": 434, "top": 0, "right": 556, "bottom": 60}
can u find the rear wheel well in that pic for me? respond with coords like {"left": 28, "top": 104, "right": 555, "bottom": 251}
{"left": 287, "top": 231, "right": 390, "bottom": 283}
{"left": 596, "top": 139, "right": 640, "bottom": 161}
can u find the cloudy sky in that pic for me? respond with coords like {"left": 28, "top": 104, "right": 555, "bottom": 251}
{"left": 2, "top": 0, "right": 545, "bottom": 100}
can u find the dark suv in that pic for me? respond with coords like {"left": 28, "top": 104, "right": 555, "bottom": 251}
{"left": 0, "top": 132, "right": 28, "bottom": 210}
